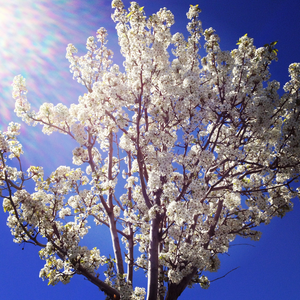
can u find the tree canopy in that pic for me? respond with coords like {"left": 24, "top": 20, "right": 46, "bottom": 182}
{"left": 1, "top": 1, "right": 300, "bottom": 299}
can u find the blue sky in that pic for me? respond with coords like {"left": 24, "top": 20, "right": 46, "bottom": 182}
{"left": 0, "top": 0, "right": 299, "bottom": 299}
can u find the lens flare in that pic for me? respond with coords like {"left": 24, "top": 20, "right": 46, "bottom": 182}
{"left": 0, "top": 0, "right": 116, "bottom": 169}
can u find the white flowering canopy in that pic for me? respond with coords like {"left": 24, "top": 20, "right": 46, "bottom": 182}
{"left": 1, "top": 1, "right": 300, "bottom": 300}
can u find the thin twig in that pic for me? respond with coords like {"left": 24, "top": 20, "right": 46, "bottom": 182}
{"left": 230, "top": 243, "right": 255, "bottom": 248}
{"left": 210, "top": 267, "right": 240, "bottom": 283}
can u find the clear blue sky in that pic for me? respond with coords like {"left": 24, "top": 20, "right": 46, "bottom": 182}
{"left": 0, "top": 0, "right": 299, "bottom": 299}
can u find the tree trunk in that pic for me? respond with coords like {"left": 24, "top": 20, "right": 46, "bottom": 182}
{"left": 146, "top": 214, "right": 160, "bottom": 300}
{"left": 165, "top": 268, "right": 197, "bottom": 300}
{"left": 108, "top": 212, "right": 124, "bottom": 275}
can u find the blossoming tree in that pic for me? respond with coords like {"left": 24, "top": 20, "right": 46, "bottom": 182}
{"left": 1, "top": 1, "right": 299, "bottom": 299}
